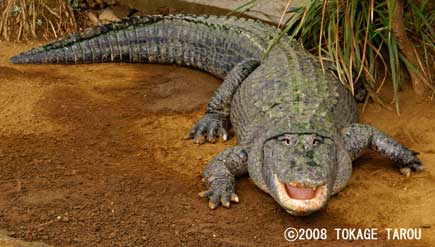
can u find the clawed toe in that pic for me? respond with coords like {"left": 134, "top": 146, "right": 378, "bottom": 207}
{"left": 186, "top": 113, "right": 230, "bottom": 144}
{"left": 194, "top": 135, "right": 206, "bottom": 144}
{"left": 199, "top": 189, "right": 239, "bottom": 209}
{"left": 400, "top": 167, "right": 412, "bottom": 177}
{"left": 399, "top": 156, "right": 423, "bottom": 177}
{"left": 230, "top": 193, "right": 239, "bottom": 203}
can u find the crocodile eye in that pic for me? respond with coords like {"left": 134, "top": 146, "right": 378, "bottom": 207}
{"left": 313, "top": 137, "right": 322, "bottom": 147}
{"left": 282, "top": 137, "right": 291, "bottom": 145}
{"left": 281, "top": 136, "right": 297, "bottom": 146}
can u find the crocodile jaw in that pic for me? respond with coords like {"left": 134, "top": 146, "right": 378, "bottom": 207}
{"left": 272, "top": 175, "right": 328, "bottom": 216}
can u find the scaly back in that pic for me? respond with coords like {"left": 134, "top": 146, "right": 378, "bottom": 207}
{"left": 11, "top": 15, "right": 277, "bottom": 78}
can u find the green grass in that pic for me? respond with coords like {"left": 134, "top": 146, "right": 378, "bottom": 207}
{"left": 67, "top": 0, "right": 81, "bottom": 9}
{"left": 235, "top": 0, "right": 435, "bottom": 112}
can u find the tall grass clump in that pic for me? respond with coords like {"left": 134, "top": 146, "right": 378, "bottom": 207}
{"left": 253, "top": 0, "right": 435, "bottom": 112}
{"left": 0, "top": 0, "right": 76, "bottom": 41}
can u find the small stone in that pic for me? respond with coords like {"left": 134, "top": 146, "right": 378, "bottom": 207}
{"left": 87, "top": 11, "right": 99, "bottom": 26}
{"left": 99, "top": 8, "right": 120, "bottom": 23}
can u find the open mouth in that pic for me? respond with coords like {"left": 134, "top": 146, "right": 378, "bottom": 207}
{"left": 284, "top": 182, "right": 318, "bottom": 200}
{"left": 272, "top": 175, "right": 328, "bottom": 215}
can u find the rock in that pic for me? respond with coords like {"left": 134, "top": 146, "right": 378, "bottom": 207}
{"left": 99, "top": 8, "right": 120, "bottom": 23}
{"left": 87, "top": 11, "right": 99, "bottom": 26}
{"left": 184, "top": 0, "right": 304, "bottom": 24}
{"left": 104, "top": 0, "right": 119, "bottom": 5}
{"left": 0, "top": 230, "right": 53, "bottom": 247}
{"left": 157, "top": 7, "right": 178, "bottom": 15}
{"left": 81, "top": 0, "right": 304, "bottom": 27}
{"left": 110, "top": 5, "right": 132, "bottom": 19}
{"left": 121, "top": 0, "right": 305, "bottom": 25}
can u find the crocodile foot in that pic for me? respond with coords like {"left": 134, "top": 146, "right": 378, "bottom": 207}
{"left": 186, "top": 113, "right": 229, "bottom": 144}
{"left": 199, "top": 179, "right": 239, "bottom": 209}
{"left": 398, "top": 150, "right": 423, "bottom": 177}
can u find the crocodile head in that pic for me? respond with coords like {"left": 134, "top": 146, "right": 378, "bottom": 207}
{"left": 252, "top": 133, "right": 337, "bottom": 216}
{"left": 262, "top": 134, "right": 337, "bottom": 215}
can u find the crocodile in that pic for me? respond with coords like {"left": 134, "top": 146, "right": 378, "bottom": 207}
{"left": 11, "top": 14, "right": 423, "bottom": 216}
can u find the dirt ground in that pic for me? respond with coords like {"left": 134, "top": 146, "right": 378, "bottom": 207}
{"left": 0, "top": 42, "right": 434, "bottom": 247}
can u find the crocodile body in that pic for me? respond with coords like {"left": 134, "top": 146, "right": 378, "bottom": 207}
{"left": 11, "top": 15, "right": 422, "bottom": 215}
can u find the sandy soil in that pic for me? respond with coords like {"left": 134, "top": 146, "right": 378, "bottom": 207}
{"left": 0, "top": 42, "right": 434, "bottom": 247}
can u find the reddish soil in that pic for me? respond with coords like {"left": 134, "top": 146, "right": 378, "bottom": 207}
{"left": 0, "top": 42, "right": 434, "bottom": 247}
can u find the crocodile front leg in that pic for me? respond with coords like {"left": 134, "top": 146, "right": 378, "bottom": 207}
{"left": 199, "top": 146, "right": 248, "bottom": 209}
{"left": 187, "top": 60, "right": 259, "bottom": 144}
{"left": 341, "top": 124, "right": 423, "bottom": 176}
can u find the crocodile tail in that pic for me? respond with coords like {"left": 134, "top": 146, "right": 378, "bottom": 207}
{"left": 10, "top": 15, "right": 266, "bottom": 77}
{"left": 11, "top": 15, "right": 168, "bottom": 64}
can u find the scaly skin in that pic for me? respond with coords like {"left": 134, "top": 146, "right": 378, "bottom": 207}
{"left": 11, "top": 14, "right": 422, "bottom": 216}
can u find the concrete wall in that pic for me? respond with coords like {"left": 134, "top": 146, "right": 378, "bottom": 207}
{"left": 122, "top": 0, "right": 305, "bottom": 25}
